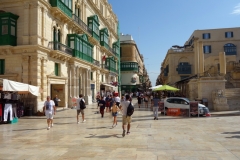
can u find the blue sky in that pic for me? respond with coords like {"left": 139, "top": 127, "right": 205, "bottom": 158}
{"left": 108, "top": 0, "right": 240, "bottom": 86}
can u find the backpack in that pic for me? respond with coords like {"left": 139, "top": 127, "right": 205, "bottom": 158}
{"left": 126, "top": 102, "right": 134, "bottom": 117}
{"left": 79, "top": 99, "right": 86, "bottom": 109}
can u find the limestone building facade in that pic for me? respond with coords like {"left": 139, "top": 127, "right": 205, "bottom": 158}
{"left": 119, "top": 34, "right": 146, "bottom": 94}
{"left": 158, "top": 27, "right": 240, "bottom": 110}
{"left": 0, "top": 0, "right": 120, "bottom": 112}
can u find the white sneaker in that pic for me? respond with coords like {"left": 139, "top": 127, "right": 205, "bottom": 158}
{"left": 47, "top": 127, "right": 50, "bottom": 130}
{"left": 77, "top": 121, "right": 80, "bottom": 124}
{"left": 51, "top": 123, "right": 53, "bottom": 127}
{"left": 112, "top": 125, "right": 114, "bottom": 128}
{"left": 82, "top": 120, "right": 86, "bottom": 123}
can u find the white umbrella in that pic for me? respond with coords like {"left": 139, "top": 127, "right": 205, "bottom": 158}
{"left": 149, "top": 85, "right": 162, "bottom": 90}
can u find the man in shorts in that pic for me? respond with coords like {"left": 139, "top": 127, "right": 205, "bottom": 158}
{"left": 120, "top": 95, "right": 132, "bottom": 137}
{"left": 43, "top": 96, "right": 56, "bottom": 130}
{"left": 76, "top": 94, "right": 86, "bottom": 123}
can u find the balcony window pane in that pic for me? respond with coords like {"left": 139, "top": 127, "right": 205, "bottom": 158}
{"left": 11, "top": 26, "right": 15, "bottom": 36}
{"left": 2, "top": 25, "right": 8, "bottom": 35}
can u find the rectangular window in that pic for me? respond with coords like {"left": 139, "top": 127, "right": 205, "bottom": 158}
{"left": 203, "top": 45, "right": 211, "bottom": 54}
{"left": 225, "top": 31, "right": 233, "bottom": 38}
{"left": 0, "top": 59, "right": 5, "bottom": 75}
{"left": 11, "top": 26, "right": 15, "bottom": 36}
{"left": 91, "top": 72, "right": 93, "bottom": 80}
{"left": 70, "top": 41, "right": 74, "bottom": 48}
{"left": 101, "top": 75, "right": 103, "bottom": 82}
{"left": 2, "top": 25, "right": 8, "bottom": 35}
{"left": 55, "top": 63, "right": 59, "bottom": 76}
{"left": 202, "top": 33, "right": 210, "bottom": 39}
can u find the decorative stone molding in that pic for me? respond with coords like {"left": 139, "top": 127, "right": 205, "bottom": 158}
{"left": 23, "top": 2, "right": 30, "bottom": 9}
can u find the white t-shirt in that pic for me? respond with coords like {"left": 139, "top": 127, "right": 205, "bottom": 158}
{"left": 120, "top": 100, "right": 131, "bottom": 116}
{"left": 76, "top": 98, "right": 85, "bottom": 110}
{"left": 115, "top": 96, "right": 120, "bottom": 103}
{"left": 44, "top": 100, "right": 55, "bottom": 112}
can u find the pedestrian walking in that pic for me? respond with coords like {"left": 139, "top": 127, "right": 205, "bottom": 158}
{"left": 111, "top": 101, "right": 119, "bottom": 128}
{"left": 137, "top": 95, "right": 142, "bottom": 108}
{"left": 120, "top": 95, "right": 134, "bottom": 137}
{"left": 144, "top": 95, "right": 149, "bottom": 108}
{"left": 53, "top": 95, "right": 60, "bottom": 107}
{"left": 105, "top": 95, "right": 110, "bottom": 112}
{"left": 76, "top": 94, "right": 86, "bottom": 123}
{"left": 150, "top": 94, "right": 153, "bottom": 107}
{"left": 109, "top": 95, "right": 113, "bottom": 112}
{"left": 115, "top": 94, "right": 121, "bottom": 107}
{"left": 43, "top": 96, "right": 56, "bottom": 130}
{"left": 98, "top": 97, "right": 106, "bottom": 118}
{"left": 153, "top": 98, "right": 160, "bottom": 120}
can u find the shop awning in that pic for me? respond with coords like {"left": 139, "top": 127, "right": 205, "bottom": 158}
{"left": 101, "top": 83, "right": 115, "bottom": 88}
{"left": 1, "top": 79, "right": 39, "bottom": 96}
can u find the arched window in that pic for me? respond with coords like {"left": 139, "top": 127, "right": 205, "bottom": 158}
{"left": 224, "top": 43, "right": 236, "bottom": 55}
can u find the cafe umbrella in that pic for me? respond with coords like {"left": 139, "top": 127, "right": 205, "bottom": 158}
{"left": 152, "top": 85, "right": 180, "bottom": 91}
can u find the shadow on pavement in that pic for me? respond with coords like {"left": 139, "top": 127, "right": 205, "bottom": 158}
{"left": 222, "top": 131, "right": 240, "bottom": 134}
{"left": 225, "top": 136, "right": 240, "bottom": 139}
{"left": 222, "top": 131, "right": 240, "bottom": 139}
{"left": 85, "top": 134, "right": 122, "bottom": 138}
{"left": 54, "top": 122, "right": 74, "bottom": 125}
{"left": 12, "top": 128, "right": 46, "bottom": 131}
{"left": 87, "top": 127, "right": 108, "bottom": 129}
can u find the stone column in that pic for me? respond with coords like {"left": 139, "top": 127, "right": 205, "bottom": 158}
{"left": 23, "top": 2, "right": 30, "bottom": 45}
{"left": 22, "top": 55, "right": 29, "bottom": 84}
{"left": 193, "top": 38, "right": 199, "bottom": 75}
{"left": 71, "top": 65, "right": 76, "bottom": 98}
{"left": 83, "top": 69, "right": 91, "bottom": 104}
{"left": 81, "top": 69, "right": 85, "bottom": 95}
{"left": 198, "top": 41, "right": 204, "bottom": 76}
{"left": 41, "top": 58, "right": 48, "bottom": 101}
{"left": 219, "top": 52, "right": 226, "bottom": 76}
{"left": 76, "top": 66, "right": 80, "bottom": 96}
{"left": 96, "top": 70, "right": 100, "bottom": 93}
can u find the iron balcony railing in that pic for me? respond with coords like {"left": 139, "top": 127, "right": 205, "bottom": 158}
{"left": 48, "top": 41, "right": 73, "bottom": 56}
{"left": 72, "top": 14, "right": 92, "bottom": 35}
{"left": 92, "top": 59, "right": 100, "bottom": 67}
{"left": 108, "top": 46, "right": 118, "bottom": 56}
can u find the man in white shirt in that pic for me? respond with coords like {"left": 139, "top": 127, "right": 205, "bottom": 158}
{"left": 43, "top": 96, "right": 56, "bottom": 130}
{"left": 120, "top": 95, "right": 132, "bottom": 137}
{"left": 76, "top": 94, "right": 86, "bottom": 123}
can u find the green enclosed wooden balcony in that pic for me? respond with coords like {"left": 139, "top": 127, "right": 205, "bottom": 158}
{"left": 121, "top": 62, "right": 138, "bottom": 72}
{"left": 0, "top": 12, "right": 19, "bottom": 46}
{"left": 73, "top": 50, "right": 99, "bottom": 67}
{"left": 50, "top": 0, "right": 72, "bottom": 18}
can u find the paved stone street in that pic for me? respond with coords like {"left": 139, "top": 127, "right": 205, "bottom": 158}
{"left": 0, "top": 99, "right": 240, "bottom": 160}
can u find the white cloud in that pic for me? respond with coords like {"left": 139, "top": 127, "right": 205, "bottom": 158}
{"left": 231, "top": 3, "right": 240, "bottom": 15}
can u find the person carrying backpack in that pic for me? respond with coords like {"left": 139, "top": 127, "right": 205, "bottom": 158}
{"left": 120, "top": 95, "right": 134, "bottom": 137}
{"left": 76, "top": 94, "right": 86, "bottom": 123}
